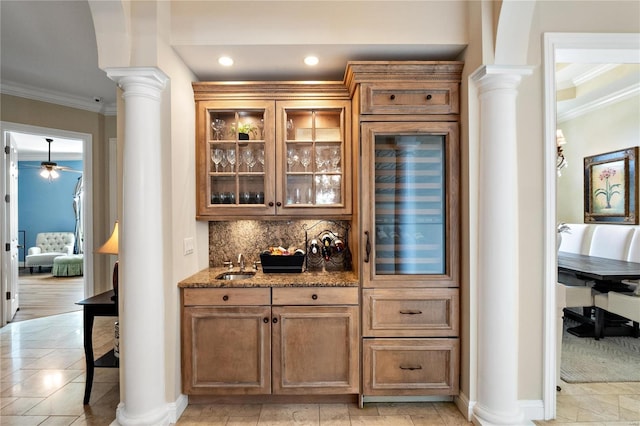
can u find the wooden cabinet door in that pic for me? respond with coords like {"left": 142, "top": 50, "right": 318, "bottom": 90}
{"left": 271, "top": 306, "right": 359, "bottom": 394}
{"left": 195, "top": 99, "right": 276, "bottom": 219}
{"left": 275, "top": 100, "right": 352, "bottom": 216}
{"left": 182, "top": 306, "right": 271, "bottom": 395}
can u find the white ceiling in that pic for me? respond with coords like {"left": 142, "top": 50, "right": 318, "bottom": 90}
{"left": 1, "top": 1, "right": 636, "bottom": 157}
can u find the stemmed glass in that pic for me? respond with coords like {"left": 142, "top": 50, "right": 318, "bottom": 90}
{"left": 286, "top": 118, "right": 294, "bottom": 139}
{"left": 211, "top": 119, "right": 225, "bottom": 141}
{"left": 226, "top": 148, "right": 236, "bottom": 172}
{"left": 220, "top": 151, "right": 229, "bottom": 171}
{"left": 257, "top": 119, "right": 264, "bottom": 139}
{"left": 300, "top": 148, "right": 311, "bottom": 172}
{"left": 287, "top": 148, "right": 299, "bottom": 172}
{"left": 330, "top": 147, "right": 340, "bottom": 172}
{"left": 256, "top": 148, "right": 265, "bottom": 172}
{"left": 315, "top": 147, "right": 326, "bottom": 172}
{"left": 212, "top": 148, "right": 223, "bottom": 172}
{"left": 243, "top": 148, "right": 256, "bottom": 172}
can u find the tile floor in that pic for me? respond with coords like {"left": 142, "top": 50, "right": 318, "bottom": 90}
{"left": 1, "top": 311, "right": 639, "bottom": 425}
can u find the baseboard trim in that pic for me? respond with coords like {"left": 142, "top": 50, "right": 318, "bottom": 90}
{"left": 454, "top": 394, "right": 544, "bottom": 423}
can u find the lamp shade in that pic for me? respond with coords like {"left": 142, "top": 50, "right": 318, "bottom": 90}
{"left": 97, "top": 221, "right": 119, "bottom": 255}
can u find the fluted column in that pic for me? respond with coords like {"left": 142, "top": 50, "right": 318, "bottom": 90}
{"left": 106, "top": 67, "right": 170, "bottom": 426}
{"left": 471, "top": 65, "right": 532, "bottom": 426}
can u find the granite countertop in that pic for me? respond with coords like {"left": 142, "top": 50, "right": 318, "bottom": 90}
{"left": 178, "top": 267, "right": 359, "bottom": 288}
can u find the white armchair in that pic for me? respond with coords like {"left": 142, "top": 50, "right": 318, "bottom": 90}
{"left": 25, "top": 232, "right": 75, "bottom": 273}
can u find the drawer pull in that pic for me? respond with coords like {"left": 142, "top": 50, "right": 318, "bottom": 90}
{"left": 311, "top": 294, "right": 318, "bottom": 300}
{"left": 389, "top": 94, "right": 396, "bottom": 100}
{"left": 426, "top": 94, "right": 432, "bottom": 100}
{"left": 399, "top": 365, "right": 422, "bottom": 371}
{"left": 399, "top": 310, "right": 422, "bottom": 315}
{"left": 222, "top": 295, "right": 229, "bottom": 301}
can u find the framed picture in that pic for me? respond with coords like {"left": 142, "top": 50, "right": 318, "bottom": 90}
{"left": 584, "top": 147, "right": 639, "bottom": 224}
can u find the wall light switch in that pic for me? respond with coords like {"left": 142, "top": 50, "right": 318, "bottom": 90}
{"left": 183, "top": 237, "right": 194, "bottom": 255}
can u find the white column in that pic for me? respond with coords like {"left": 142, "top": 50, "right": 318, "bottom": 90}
{"left": 107, "top": 67, "right": 170, "bottom": 426}
{"left": 471, "top": 65, "right": 532, "bottom": 426}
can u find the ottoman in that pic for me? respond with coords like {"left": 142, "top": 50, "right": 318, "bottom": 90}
{"left": 52, "top": 255, "right": 84, "bottom": 277}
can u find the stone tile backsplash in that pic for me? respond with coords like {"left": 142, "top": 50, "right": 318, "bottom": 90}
{"left": 209, "top": 219, "right": 351, "bottom": 268}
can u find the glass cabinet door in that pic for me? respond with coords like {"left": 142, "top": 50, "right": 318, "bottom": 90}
{"left": 361, "top": 122, "right": 459, "bottom": 287}
{"left": 277, "top": 101, "right": 351, "bottom": 215}
{"left": 198, "top": 100, "right": 275, "bottom": 216}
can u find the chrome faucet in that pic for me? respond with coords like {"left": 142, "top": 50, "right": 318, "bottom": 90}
{"left": 238, "top": 253, "right": 245, "bottom": 272}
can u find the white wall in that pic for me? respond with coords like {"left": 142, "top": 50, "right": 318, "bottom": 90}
{"left": 558, "top": 95, "right": 640, "bottom": 223}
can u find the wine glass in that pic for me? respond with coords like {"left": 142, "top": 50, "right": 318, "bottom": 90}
{"left": 257, "top": 119, "right": 264, "bottom": 139}
{"left": 256, "top": 148, "right": 265, "bottom": 172}
{"left": 212, "top": 148, "right": 223, "bottom": 172}
{"left": 226, "top": 148, "right": 236, "bottom": 172}
{"left": 211, "top": 119, "right": 225, "bottom": 141}
{"left": 243, "top": 148, "right": 256, "bottom": 172}
{"left": 286, "top": 118, "right": 294, "bottom": 139}
{"left": 315, "top": 147, "right": 325, "bottom": 172}
{"left": 330, "top": 147, "right": 340, "bottom": 172}
{"left": 287, "top": 148, "right": 298, "bottom": 172}
{"left": 220, "top": 151, "right": 229, "bottom": 171}
{"left": 300, "top": 148, "right": 311, "bottom": 172}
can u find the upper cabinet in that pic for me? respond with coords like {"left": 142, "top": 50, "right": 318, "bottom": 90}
{"left": 194, "top": 83, "right": 351, "bottom": 220}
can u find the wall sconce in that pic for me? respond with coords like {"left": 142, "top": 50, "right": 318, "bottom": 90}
{"left": 556, "top": 129, "right": 568, "bottom": 176}
{"left": 97, "top": 221, "right": 119, "bottom": 301}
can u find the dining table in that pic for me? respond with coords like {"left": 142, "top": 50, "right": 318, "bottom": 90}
{"left": 558, "top": 251, "right": 640, "bottom": 337}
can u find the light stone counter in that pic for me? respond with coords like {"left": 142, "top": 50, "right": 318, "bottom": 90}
{"left": 178, "top": 267, "right": 359, "bottom": 288}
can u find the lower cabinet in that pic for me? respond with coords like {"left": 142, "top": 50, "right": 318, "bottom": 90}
{"left": 181, "top": 287, "right": 359, "bottom": 396}
{"left": 362, "top": 288, "right": 460, "bottom": 397}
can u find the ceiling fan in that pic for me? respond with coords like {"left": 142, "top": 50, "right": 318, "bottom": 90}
{"left": 34, "top": 138, "right": 83, "bottom": 180}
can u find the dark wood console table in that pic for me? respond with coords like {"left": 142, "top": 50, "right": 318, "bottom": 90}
{"left": 76, "top": 290, "right": 118, "bottom": 404}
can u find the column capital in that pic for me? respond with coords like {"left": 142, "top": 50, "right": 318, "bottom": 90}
{"left": 471, "top": 64, "right": 535, "bottom": 93}
{"left": 106, "top": 67, "right": 168, "bottom": 100}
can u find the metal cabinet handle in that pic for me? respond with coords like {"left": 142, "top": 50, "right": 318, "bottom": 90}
{"left": 276, "top": 201, "right": 282, "bottom": 207}
{"left": 390, "top": 94, "right": 396, "bottom": 100}
{"left": 399, "top": 310, "right": 422, "bottom": 315}
{"left": 311, "top": 294, "right": 318, "bottom": 300}
{"left": 263, "top": 317, "right": 269, "bottom": 323}
{"left": 426, "top": 94, "right": 432, "bottom": 100}
{"left": 364, "top": 231, "right": 371, "bottom": 263}
{"left": 272, "top": 317, "right": 278, "bottom": 324}
{"left": 399, "top": 365, "right": 422, "bottom": 370}
{"left": 268, "top": 201, "right": 274, "bottom": 207}
{"left": 222, "top": 295, "right": 229, "bottom": 301}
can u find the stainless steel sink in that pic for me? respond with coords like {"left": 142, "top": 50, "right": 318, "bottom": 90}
{"left": 216, "top": 271, "right": 256, "bottom": 281}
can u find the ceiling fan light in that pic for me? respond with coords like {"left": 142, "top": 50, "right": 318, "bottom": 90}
{"left": 50, "top": 169, "right": 59, "bottom": 179}
{"left": 40, "top": 169, "right": 50, "bottom": 178}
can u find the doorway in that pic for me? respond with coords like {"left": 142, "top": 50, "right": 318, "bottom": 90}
{"left": 0, "top": 122, "right": 94, "bottom": 326}
{"left": 543, "top": 33, "right": 640, "bottom": 419}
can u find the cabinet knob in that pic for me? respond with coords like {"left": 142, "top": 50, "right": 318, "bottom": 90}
{"left": 276, "top": 201, "right": 282, "bottom": 207}
{"left": 389, "top": 94, "right": 396, "bottom": 100}
{"left": 272, "top": 317, "right": 278, "bottom": 324}
{"left": 426, "top": 94, "right": 432, "bottom": 100}
{"left": 269, "top": 201, "right": 274, "bottom": 207}
{"left": 263, "top": 317, "right": 269, "bottom": 323}
{"left": 311, "top": 294, "right": 318, "bottom": 300}
{"left": 222, "top": 295, "right": 229, "bottom": 301}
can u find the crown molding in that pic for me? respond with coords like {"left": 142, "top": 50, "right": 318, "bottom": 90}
{"left": 558, "top": 81, "right": 640, "bottom": 123}
{"left": 0, "top": 80, "right": 116, "bottom": 116}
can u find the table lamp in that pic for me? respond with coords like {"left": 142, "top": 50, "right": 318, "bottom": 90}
{"left": 97, "top": 221, "right": 119, "bottom": 300}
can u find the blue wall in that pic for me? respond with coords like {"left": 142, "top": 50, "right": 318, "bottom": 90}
{"left": 18, "top": 161, "right": 82, "bottom": 257}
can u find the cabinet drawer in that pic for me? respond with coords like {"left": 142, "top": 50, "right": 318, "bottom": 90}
{"left": 363, "top": 338, "right": 459, "bottom": 396}
{"left": 363, "top": 288, "right": 458, "bottom": 337}
{"left": 183, "top": 288, "right": 271, "bottom": 306}
{"left": 272, "top": 287, "right": 358, "bottom": 305}
{"left": 361, "top": 82, "right": 459, "bottom": 115}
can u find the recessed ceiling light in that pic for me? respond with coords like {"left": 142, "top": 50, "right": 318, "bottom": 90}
{"left": 304, "top": 56, "right": 319, "bottom": 66}
{"left": 218, "top": 56, "right": 234, "bottom": 66}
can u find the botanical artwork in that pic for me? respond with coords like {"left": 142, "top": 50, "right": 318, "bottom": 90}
{"left": 584, "top": 147, "right": 639, "bottom": 224}
{"left": 591, "top": 161, "right": 625, "bottom": 214}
